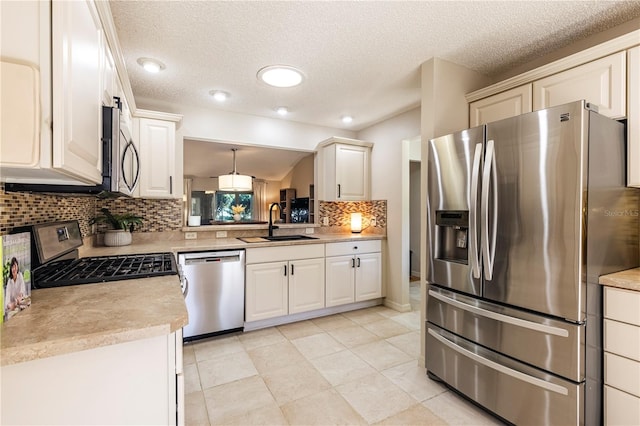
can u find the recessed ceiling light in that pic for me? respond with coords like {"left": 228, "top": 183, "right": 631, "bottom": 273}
{"left": 137, "top": 57, "right": 165, "bottom": 73}
{"left": 209, "top": 90, "right": 229, "bottom": 102}
{"left": 341, "top": 115, "right": 353, "bottom": 124}
{"left": 257, "top": 65, "right": 304, "bottom": 88}
{"left": 276, "top": 106, "right": 289, "bottom": 116}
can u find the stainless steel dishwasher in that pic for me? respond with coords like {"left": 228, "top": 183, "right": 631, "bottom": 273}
{"left": 178, "top": 250, "right": 245, "bottom": 341}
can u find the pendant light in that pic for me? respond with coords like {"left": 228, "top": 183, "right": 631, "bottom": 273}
{"left": 218, "top": 148, "right": 252, "bottom": 191}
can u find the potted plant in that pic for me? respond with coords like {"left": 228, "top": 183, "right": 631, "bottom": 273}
{"left": 91, "top": 208, "right": 143, "bottom": 247}
{"left": 231, "top": 204, "right": 245, "bottom": 221}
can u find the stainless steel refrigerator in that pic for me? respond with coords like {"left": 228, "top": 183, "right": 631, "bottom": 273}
{"left": 425, "top": 100, "right": 639, "bottom": 425}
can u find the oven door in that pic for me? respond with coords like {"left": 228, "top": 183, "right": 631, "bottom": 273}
{"left": 118, "top": 121, "right": 140, "bottom": 195}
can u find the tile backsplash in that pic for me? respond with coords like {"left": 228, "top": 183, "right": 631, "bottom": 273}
{"left": 0, "top": 183, "right": 182, "bottom": 237}
{"left": 0, "top": 185, "right": 97, "bottom": 236}
{"left": 1, "top": 184, "right": 386, "bottom": 238}
{"left": 318, "top": 200, "right": 386, "bottom": 234}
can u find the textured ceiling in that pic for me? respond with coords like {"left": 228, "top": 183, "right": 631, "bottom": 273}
{"left": 110, "top": 1, "right": 640, "bottom": 132}
{"left": 109, "top": 1, "right": 640, "bottom": 179}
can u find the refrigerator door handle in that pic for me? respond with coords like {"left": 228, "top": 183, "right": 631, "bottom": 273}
{"left": 428, "top": 328, "right": 569, "bottom": 396}
{"left": 470, "top": 143, "right": 483, "bottom": 279}
{"left": 428, "top": 289, "right": 569, "bottom": 337}
{"left": 481, "top": 139, "right": 498, "bottom": 281}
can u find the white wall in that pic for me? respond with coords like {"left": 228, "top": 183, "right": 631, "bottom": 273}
{"left": 138, "top": 99, "right": 356, "bottom": 151}
{"left": 409, "top": 161, "right": 421, "bottom": 277}
{"left": 279, "top": 154, "right": 314, "bottom": 197}
{"left": 357, "top": 107, "right": 421, "bottom": 311}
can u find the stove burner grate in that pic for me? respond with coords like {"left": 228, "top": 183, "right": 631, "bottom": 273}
{"left": 33, "top": 253, "right": 177, "bottom": 289}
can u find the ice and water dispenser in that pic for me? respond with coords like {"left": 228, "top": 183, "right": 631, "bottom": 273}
{"left": 435, "top": 210, "right": 469, "bottom": 263}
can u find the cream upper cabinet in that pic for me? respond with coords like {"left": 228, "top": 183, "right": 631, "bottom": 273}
{"left": 533, "top": 52, "right": 626, "bottom": 119}
{"left": 469, "top": 84, "right": 533, "bottom": 127}
{"left": 51, "top": 0, "right": 104, "bottom": 184}
{"left": 1, "top": 0, "right": 104, "bottom": 185}
{"left": 317, "top": 137, "right": 373, "bottom": 201}
{"left": 628, "top": 46, "right": 640, "bottom": 188}
{"left": 102, "top": 39, "right": 117, "bottom": 107}
{"left": 135, "top": 111, "right": 182, "bottom": 199}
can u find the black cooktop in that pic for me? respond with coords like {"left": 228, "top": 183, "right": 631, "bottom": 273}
{"left": 33, "top": 253, "right": 177, "bottom": 289}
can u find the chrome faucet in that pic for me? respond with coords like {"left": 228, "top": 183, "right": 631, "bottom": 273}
{"left": 268, "top": 203, "right": 281, "bottom": 237}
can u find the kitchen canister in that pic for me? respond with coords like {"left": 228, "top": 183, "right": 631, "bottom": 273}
{"left": 188, "top": 216, "right": 201, "bottom": 226}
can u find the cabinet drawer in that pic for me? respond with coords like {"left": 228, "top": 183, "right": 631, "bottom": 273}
{"left": 325, "top": 240, "right": 381, "bottom": 257}
{"left": 604, "top": 286, "right": 640, "bottom": 326}
{"left": 605, "top": 385, "right": 640, "bottom": 426}
{"left": 604, "top": 319, "right": 640, "bottom": 361}
{"left": 605, "top": 352, "right": 640, "bottom": 397}
{"left": 246, "top": 244, "right": 324, "bottom": 264}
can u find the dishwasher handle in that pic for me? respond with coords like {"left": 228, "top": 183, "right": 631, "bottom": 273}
{"left": 180, "top": 251, "right": 243, "bottom": 265}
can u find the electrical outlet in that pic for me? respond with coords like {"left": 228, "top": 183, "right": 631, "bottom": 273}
{"left": 371, "top": 216, "right": 377, "bottom": 227}
{"left": 216, "top": 231, "right": 228, "bottom": 238}
{"left": 322, "top": 217, "right": 329, "bottom": 226}
{"left": 305, "top": 228, "right": 314, "bottom": 234}
{"left": 185, "top": 232, "right": 197, "bottom": 240}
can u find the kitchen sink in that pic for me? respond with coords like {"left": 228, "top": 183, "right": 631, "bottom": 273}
{"left": 237, "top": 235, "right": 318, "bottom": 243}
{"left": 263, "top": 235, "right": 318, "bottom": 241}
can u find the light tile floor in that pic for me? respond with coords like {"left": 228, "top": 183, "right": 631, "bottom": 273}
{"left": 184, "top": 283, "right": 504, "bottom": 425}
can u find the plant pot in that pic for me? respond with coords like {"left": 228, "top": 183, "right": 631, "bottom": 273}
{"left": 233, "top": 214, "right": 241, "bottom": 222}
{"left": 104, "top": 229, "right": 132, "bottom": 247}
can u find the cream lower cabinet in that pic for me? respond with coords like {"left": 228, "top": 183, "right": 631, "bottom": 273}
{"left": 1, "top": 332, "right": 182, "bottom": 425}
{"left": 325, "top": 240, "right": 382, "bottom": 307}
{"left": 469, "top": 84, "right": 533, "bottom": 127}
{"left": 603, "top": 286, "right": 640, "bottom": 425}
{"left": 533, "top": 51, "right": 626, "bottom": 119}
{"left": 245, "top": 244, "right": 325, "bottom": 322}
{"left": 245, "top": 261, "right": 289, "bottom": 322}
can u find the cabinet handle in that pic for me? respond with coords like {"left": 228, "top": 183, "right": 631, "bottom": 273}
{"left": 169, "top": 176, "right": 173, "bottom": 194}
{"left": 354, "top": 246, "right": 358, "bottom": 250}
{"left": 284, "top": 265, "right": 287, "bottom": 276}
{"left": 337, "top": 184, "right": 341, "bottom": 198}
{"left": 291, "top": 264, "right": 294, "bottom": 275}
{"left": 357, "top": 257, "right": 361, "bottom": 268}
{"left": 351, "top": 258, "right": 355, "bottom": 268}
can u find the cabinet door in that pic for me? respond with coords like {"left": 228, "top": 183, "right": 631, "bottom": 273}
{"left": 288, "top": 258, "right": 325, "bottom": 314}
{"left": 102, "top": 39, "right": 116, "bottom": 106}
{"left": 336, "top": 144, "right": 370, "bottom": 200}
{"left": 138, "top": 118, "right": 176, "bottom": 198}
{"left": 469, "top": 84, "right": 532, "bottom": 127}
{"left": 51, "top": 0, "right": 103, "bottom": 184}
{"left": 355, "top": 252, "right": 382, "bottom": 302}
{"left": 325, "top": 255, "right": 355, "bottom": 307}
{"left": 533, "top": 51, "right": 626, "bottom": 118}
{"left": 628, "top": 46, "right": 640, "bottom": 187}
{"left": 245, "top": 262, "right": 288, "bottom": 322}
{"left": 605, "top": 385, "right": 640, "bottom": 426}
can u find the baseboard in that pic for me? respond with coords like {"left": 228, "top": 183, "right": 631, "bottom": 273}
{"left": 383, "top": 299, "right": 412, "bottom": 312}
{"left": 244, "top": 298, "right": 383, "bottom": 331}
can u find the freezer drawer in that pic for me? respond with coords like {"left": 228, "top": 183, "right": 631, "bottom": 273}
{"left": 428, "top": 286, "right": 584, "bottom": 382}
{"left": 427, "top": 324, "right": 584, "bottom": 426}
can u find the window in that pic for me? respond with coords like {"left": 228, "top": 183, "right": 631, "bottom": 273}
{"left": 215, "top": 191, "right": 253, "bottom": 221}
